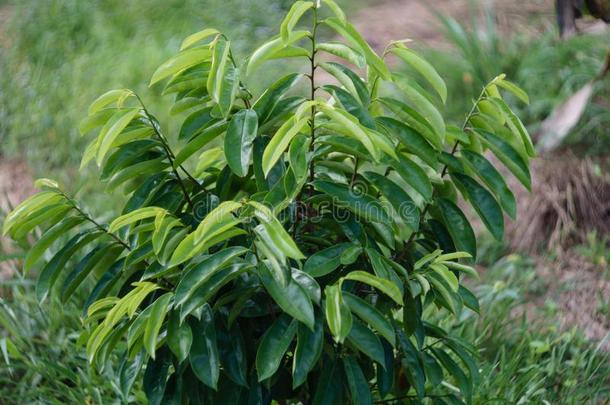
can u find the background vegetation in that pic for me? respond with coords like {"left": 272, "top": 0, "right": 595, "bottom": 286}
{"left": 1, "top": 0, "right": 608, "bottom": 403}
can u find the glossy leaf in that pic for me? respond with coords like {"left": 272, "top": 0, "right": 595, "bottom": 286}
{"left": 256, "top": 315, "right": 297, "bottom": 381}
{"left": 224, "top": 109, "right": 258, "bottom": 177}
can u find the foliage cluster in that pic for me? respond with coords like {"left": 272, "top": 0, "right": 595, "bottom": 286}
{"left": 2, "top": 1, "right": 537, "bottom": 404}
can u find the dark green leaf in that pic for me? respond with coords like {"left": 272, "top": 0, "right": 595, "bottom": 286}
{"left": 256, "top": 315, "right": 297, "bottom": 381}
{"left": 437, "top": 198, "right": 476, "bottom": 259}
{"left": 189, "top": 305, "right": 220, "bottom": 389}
{"left": 225, "top": 109, "right": 258, "bottom": 177}
{"left": 342, "top": 356, "right": 373, "bottom": 405}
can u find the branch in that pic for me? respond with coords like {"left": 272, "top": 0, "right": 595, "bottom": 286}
{"left": 398, "top": 85, "right": 488, "bottom": 257}
{"left": 134, "top": 94, "right": 195, "bottom": 211}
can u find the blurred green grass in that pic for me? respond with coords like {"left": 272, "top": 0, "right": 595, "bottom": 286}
{"left": 0, "top": 0, "right": 296, "bottom": 180}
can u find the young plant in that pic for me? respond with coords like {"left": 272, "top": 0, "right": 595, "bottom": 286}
{"left": 2, "top": 1, "right": 534, "bottom": 403}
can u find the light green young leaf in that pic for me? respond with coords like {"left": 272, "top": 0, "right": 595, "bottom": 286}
{"left": 280, "top": 1, "right": 314, "bottom": 44}
{"left": 343, "top": 271, "right": 402, "bottom": 305}
{"left": 180, "top": 28, "right": 220, "bottom": 50}
{"left": 150, "top": 48, "right": 211, "bottom": 86}
{"left": 390, "top": 47, "right": 447, "bottom": 103}
{"left": 108, "top": 207, "right": 166, "bottom": 233}
{"left": 143, "top": 292, "right": 173, "bottom": 359}
{"left": 262, "top": 115, "right": 309, "bottom": 176}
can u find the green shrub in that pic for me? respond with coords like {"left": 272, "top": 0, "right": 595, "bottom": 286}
{"left": 2, "top": 1, "right": 534, "bottom": 403}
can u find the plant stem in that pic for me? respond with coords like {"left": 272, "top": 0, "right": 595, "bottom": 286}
{"left": 135, "top": 95, "right": 195, "bottom": 211}
{"left": 60, "top": 192, "right": 131, "bottom": 250}
{"left": 307, "top": 6, "right": 319, "bottom": 184}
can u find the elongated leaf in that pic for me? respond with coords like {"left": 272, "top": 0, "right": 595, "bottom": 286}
{"left": 324, "top": 284, "right": 352, "bottom": 343}
{"left": 96, "top": 108, "right": 141, "bottom": 165}
{"left": 175, "top": 120, "right": 228, "bottom": 166}
{"left": 364, "top": 171, "right": 419, "bottom": 231}
{"left": 303, "top": 242, "right": 352, "bottom": 277}
{"left": 225, "top": 109, "right": 258, "bottom": 177}
{"left": 317, "top": 42, "right": 365, "bottom": 67}
{"left": 460, "top": 150, "right": 516, "bottom": 218}
{"left": 391, "top": 47, "right": 447, "bottom": 103}
{"left": 476, "top": 129, "right": 531, "bottom": 190}
{"left": 180, "top": 28, "right": 220, "bottom": 50}
{"left": 292, "top": 315, "right": 323, "bottom": 388}
{"left": 167, "top": 311, "right": 192, "bottom": 363}
{"left": 247, "top": 31, "right": 309, "bottom": 77}
{"left": 452, "top": 173, "right": 504, "bottom": 241}
{"left": 174, "top": 247, "right": 247, "bottom": 306}
{"left": 189, "top": 305, "right": 219, "bottom": 389}
{"left": 343, "top": 292, "right": 395, "bottom": 346}
{"left": 324, "top": 17, "right": 390, "bottom": 80}
{"left": 253, "top": 73, "right": 303, "bottom": 124}
{"left": 376, "top": 116, "right": 438, "bottom": 167}
{"left": 143, "top": 347, "right": 171, "bottom": 405}
{"left": 393, "top": 77, "right": 445, "bottom": 140}
{"left": 313, "top": 180, "right": 390, "bottom": 225}
{"left": 262, "top": 115, "right": 309, "bottom": 176}
{"left": 347, "top": 318, "right": 385, "bottom": 367}
{"left": 259, "top": 263, "right": 315, "bottom": 329}
{"left": 256, "top": 315, "right": 297, "bottom": 381}
{"left": 150, "top": 48, "right": 211, "bottom": 86}
{"left": 343, "top": 356, "right": 373, "bottom": 405}
{"left": 88, "top": 89, "right": 133, "bottom": 114}
{"left": 343, "top": 271, "right": 402, "bottom": 305}
{"left": 144, "top": 292, "right": 173, "bottom": 359}
{"left": 437, "top": 198, "right": 476, "bottom": 259}
{"left": 24, "top": 216, "right": 85, "bottom": 273}
{"left": 393, "top": 154, "right": 433, "bottom": 201}
{"left": 280, "top": 1, "right": 314, "bottom": 43}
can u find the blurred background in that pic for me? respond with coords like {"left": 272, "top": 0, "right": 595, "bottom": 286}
{"left": 0, "top": 0, "right": 609, "bottom": 403}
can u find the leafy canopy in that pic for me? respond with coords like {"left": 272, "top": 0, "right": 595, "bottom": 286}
{"left": 3, "top": 1, "right": 533, "bottom": 403}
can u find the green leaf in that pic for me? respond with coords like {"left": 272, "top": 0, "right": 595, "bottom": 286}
{"left": 193, "top": 200, "right": 243, "bottom": 245}
{"left": 174, "top": 247, "right": 247, "bottom": 307}
{"left": 256, "top": 315, "right": 297, "bottom": 381}
{"left": 378, "top": 97, "right": 442, "bottom": 150}
{"left": 3, "top": 191, "right": 65, "bottom": 236}
{"left": 175, "top": 120, "right": 228, "bottom": 166}
{"left": 224, "top": 109, "right": 258, "bottom": 177}
{"left": 96, "top": 108, "right": 141, "bottom": 165}
{"left": 343, "top": 271, "right": 403, "bottom": 305}
{"left": 252, "top": 206, "right": 304, "bottom": 260}
{"left": 313, "top": 180, "right": 390, "bottom": 225}
{"left": 317, "top": 104, "right": 380, "bottom": 161}
{"left": 189, "top": 305, "right": 219, "bottom": 389}
{"left": 246, "top": 31, "right": 309, "bottom": 77}
{"left": 460, "top": 150, "right": 516, "bottom": 218}
{"left": 36, "top": 230, "right": 103, "bottom": 302}
{"left": 303, "top": 242, "right": 352, "bottom": 277}
{"left": 364, "top": 171, "right": 420, "bottom": 231}
{"left": 143, "top": 292, "right": 173, "bottom": 359}
{"left": 324, "top": 284, "right": 352, "bottom": 343}
{"left": 452, "top": 173, "right": 504, "bottom": 241}
{"left": 24, "top": 216, "right": 85, "bottom": 273}
{"left": 390, "top": 47, "right": 447, "bottom": 103}
{"left": 253, "top": 73, "right": 303, "bottom": 124}
{"left": 259, "top": 263, "right": 315, "bottom": 329}
{"left": 289, "top": 133, "right": 311, "bottom": 181}
{"left": 376, "top": 116, "right": 438, "bottom": 168}
{"left": 262, "top": 115, "right": 309, "bottom": 176}
{"left": 342, "top": 356, "right": 373, "bottom": 405}
{"left": 476, "top": 129, "right": 531, "bottom": 190}
{"left": 150, "top": 48, "right": 211, "bottom": 86}
{"left": 324, "top": 17, "right": 390, "bottom": 80}
{"left": 292, "top": 315, "right": 323, "bottom": 388}
{"left": 207, "top": 38, "right": 238, "bottom": 117}
{"left": 437, "top": 198, "right": 477, "bottom": 259}
{"left": 343, "top": 292, "right": 395, "bottom": 346}
{"left": 61, "top": 243, "right": 123, "bottom": 303}
{"left": 167, "top": 311, "right": 192, "bottom": 363}
{"left": 346, "top": 318, "right": 385, "bottom": 366}
{"left": 393, "top": 77, "right": 445, "bottom": 141}
{"left": 88, "top": 89, "right": 133, "bottom": 114}
{"left": 143, "top": 347, "right": 171, "bottom": 405}
{"left": 180, "top": 28, "right": 220, "bottom": 50}
{"left": 108, "top": 207, "right": 165, "bottom": 233}
{"left": 178, "top": 107, "right": 214, "bottom": 140}
{"left": 316, "top": 42, "right": 365, "bottom": 68}
{"left": 495, "top": 78, "right": 529, "bottom": 104}
{"left": 280, "top": 1, "right": 314, "bottom": 43}
{"left": 393, "top": 154, "right": 433, "bottom": 201}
